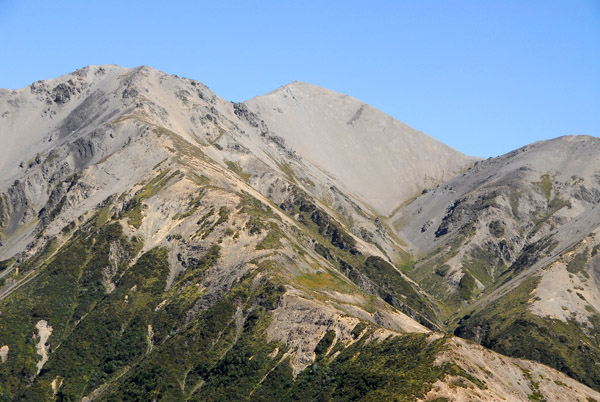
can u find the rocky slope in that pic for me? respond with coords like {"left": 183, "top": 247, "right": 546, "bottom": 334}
{"left": 246, "top": 81, "right": 476, "bottom": 215}
{"left": 0, "top": 65, "right": 598, "bottom": 401}
{"left": 394, "top": 135, "right": 600, "bottom": 389}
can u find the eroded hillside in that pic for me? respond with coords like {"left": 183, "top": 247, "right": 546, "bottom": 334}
{"left": 0, "top": 65, "right": 598, "bottom": 401}
{"left": 394, "top": 135, "right": 600, "bottom": 390}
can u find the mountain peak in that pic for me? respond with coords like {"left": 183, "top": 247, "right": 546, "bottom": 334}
{"left": 246, "top": 80, "right": 476, "bottom": 214}
{"left": 256, "top": 80, "right": 345, "bottom": 103}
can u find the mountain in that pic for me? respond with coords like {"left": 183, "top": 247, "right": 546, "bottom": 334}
{"left": 0, "top": 65, "right": 598, "bottom": 401}
{"left": 391, "top": 135, "right": 600, "bottom": 389}
{"left": 245, "top": 81, "right": 476, "bottom": 215}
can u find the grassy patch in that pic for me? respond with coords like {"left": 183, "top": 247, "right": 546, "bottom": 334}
{"left": 300, "top": 176, "right": 315, "bottom": 188}
{"left": 534, "top": 174, "right": 553, "bottom": 202}
{"left": 567, "top": 248, "right": 589, "bottom": 275}
{"left": 489, "top": 220, "right": 504, "bottom": 238}
{"left": 461, "top": 246, "right": 503, "bottom": 288}
{"left": 396, "top": 249, "right": 416, "bottom": 273}
{"left": 296, "top": 269, "right": 355, "bottom": 294}
{"left": 256, "top": 223, "right": 283, "bottom": 250}
{"left": 510, "top": 191, "right": 520, "bottom": 217}
{"left": 225, "top": 160, "right": 251, "bottom": 182}
{"left": 135, "top": 170, "right": 175, "bottom": 200}
{"left": 195, "top": 206, "right": 229, "bottom": 239}
{"left": 277, "top": 162, "right": 296, "bottom": 184}
{"left": 172, "top": 191, "right": 205, "bottom": 221}
{"left": 120, "top": 170, "right": 179, "bottom": 228}
{"left": 187, "top": 172, "right": 210, "bottom": 186}
{"left": 457, "top": 271, "right": 476, "bottom": 301}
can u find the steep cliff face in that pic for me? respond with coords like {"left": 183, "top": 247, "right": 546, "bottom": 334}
{"left": 0, "top": 66, "right": 598, "bottom": 401}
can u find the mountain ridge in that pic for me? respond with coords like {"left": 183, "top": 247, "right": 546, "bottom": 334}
{"left": 0, "top": 65, "right": 599, "bottom": 401}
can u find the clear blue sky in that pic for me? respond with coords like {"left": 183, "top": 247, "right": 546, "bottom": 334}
{"left": 1, "top": 0, "right": 598, "bottom": 157}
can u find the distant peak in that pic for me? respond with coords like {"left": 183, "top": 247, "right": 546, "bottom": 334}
{"left": 281, "top": 80, "right": 317, "bottom": 88}
{"left": 263, "top": 80, "right": 317, "bottom": 95}
{"left": 252, "top": 80, "right": 353, "bottom": 104}
{"left": 18, "top": 64, "right": 130, "bottom": 90}
{"left": 69, "top": 64, "right": 129, "bottom": 79}
{"left": 278, "top": 80, "right": 335, "bottom": 93}
{"left": 527, "top": 134, "right": 600, "bottom": 149}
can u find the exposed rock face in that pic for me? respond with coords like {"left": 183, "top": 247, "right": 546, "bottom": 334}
{"left": 0, "top": 65, "right": 598, "bottom": 400}
{"left": 35, "top": 320, "right": 52, "bottom": 374}
{"left": 0, "top": 346, "right": 8, "bottom": 363}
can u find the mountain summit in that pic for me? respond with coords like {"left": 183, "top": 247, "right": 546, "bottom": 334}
{"left": 0, "top": 65, "right": 599, "bottom": 401}
{"left": 246, "top": 81, "right": 476, "bottom": 215}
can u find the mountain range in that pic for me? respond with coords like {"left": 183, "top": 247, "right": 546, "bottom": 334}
{"left": 0, "top": 65, "right": 599, "bottom": 401}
